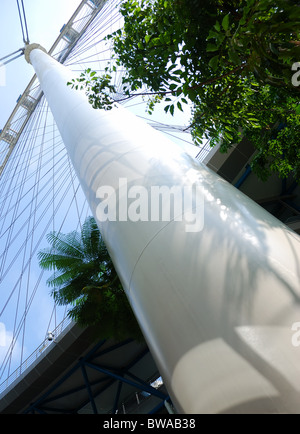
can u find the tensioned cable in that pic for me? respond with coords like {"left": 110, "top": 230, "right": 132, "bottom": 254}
{"left": 19, "top": 104, "right": 50, "bottom": 368}
{"left": 0, "top": 171, "right": 83, "bottom": 380}
{"left": 0, "top": 149, "right": 70, "bottom": 249}
{"left": 0, "top": 151, "right": 69, "bottom": 249}
{"left": 0, "top": 144, "right": 65, "bottom": 212}
{"left": 0, "top": 103, "right": 83, "bottom": 296}
{"left": 0, "top": 48, "right": 24, "bottom": 66}
{"left": 0, "top": 175, "right": 76, "bottom": 377}
{"left": 0, "top": 101, "right": 64, "bottom": 203}
{"left": 0, "top": 101, "right": 46, "bottom": 282}
{"left": 0, "top": 103, "right": 49, "bottom": 201}
{"left": 16, "top": 0, "right": 30, "bottom": 44}
{"left": 65, "top": 3, "right": 121, "bottom": 65}
{"left": 0, "top": 132, "right": 64, "bottom": 192}
{"left": 0, "top": 173, "right": 82, "bottom": 379}
{"left": 0, "top": 156, "right": 74, "bottom": 289}
{"left": 0, "top": 164, "right": 79, "bottom": 316}
{"left": 53, "top": 1, "right": 119, "bottom": 63}
{"left": 1, "top": 269, "right": 46, "bottom": 380}
{"left": 0, "top": 104, "right": 66, "bottom": 294}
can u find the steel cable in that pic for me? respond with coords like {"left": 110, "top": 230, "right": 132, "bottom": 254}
{"left": 16, "top": 0, "right": 30, "bottom": 44}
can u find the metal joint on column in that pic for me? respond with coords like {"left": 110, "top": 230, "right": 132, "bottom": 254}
{"left": 24, "top": 43, "right": 48, "bottom": 65}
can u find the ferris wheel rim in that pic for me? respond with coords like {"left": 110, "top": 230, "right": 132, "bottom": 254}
{"left": 0, "top": 0, "right": 112, "bottom": 179}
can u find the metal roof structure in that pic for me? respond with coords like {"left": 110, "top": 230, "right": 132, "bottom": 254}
{"left": 0, "top": 321, "right": 170, "bottom": 414}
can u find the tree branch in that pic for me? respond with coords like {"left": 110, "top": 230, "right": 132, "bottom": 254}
{"left": 113, "top": 63, "right": 248, "bottom": 103}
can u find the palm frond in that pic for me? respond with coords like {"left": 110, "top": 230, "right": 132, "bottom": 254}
{"left": 51, "top": 276, "right": 88, "bottom": 304}
{"left": 46, "top": 271, "right": 77, "bottom": 289}
{"left": 38, "top": 249, "right": 84, "bottom": 271}
{"left": 46, "top": 231, "right": 84, "bottom": 258}
{"left": 81, "top": 216, "right": 105, "bottom": 259}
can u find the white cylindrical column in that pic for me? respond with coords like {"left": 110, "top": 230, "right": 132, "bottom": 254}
{"left": 26, "top": 44, "right": 300, "bottom": 414}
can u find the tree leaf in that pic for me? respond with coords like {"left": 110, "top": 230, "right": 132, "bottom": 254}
{"left": 177, "top": 101, "right": 183, "bottom": 112}
{"left": 208, "top": 55, "right": 219, "bottom": 71}
{"left": 222, "top": 14, "right": 230, "bottom": 31}
{"left": 206, "top": 43, "right": 218, "bottom": 52}
{"left": 214, "top": 20, "right": 221, "bottom": 32}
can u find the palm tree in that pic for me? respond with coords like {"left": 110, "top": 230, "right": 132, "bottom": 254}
{"left": 38, "top": 216, "right": 143, "bottom": 341}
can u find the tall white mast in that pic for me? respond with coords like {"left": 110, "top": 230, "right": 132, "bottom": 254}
{"left": 25, "top": 43, "right": 300, "bottom": 414}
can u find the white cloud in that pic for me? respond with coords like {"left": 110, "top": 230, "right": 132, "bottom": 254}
{"left": 0, "top": 323, "right": 6, "bottom": 347}
{"left": 0, "top": 325, "right": 23, "bottom": 378}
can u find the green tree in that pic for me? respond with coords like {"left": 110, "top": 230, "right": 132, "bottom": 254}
{"left": 69, "top": 0, "right": 300, "bottom": 181}
{"left": 38, "top": 216, "right": 143, "bottom": 341}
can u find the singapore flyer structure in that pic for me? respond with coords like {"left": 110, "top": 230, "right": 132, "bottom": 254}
{"left": 2, "top": 0, "right": 300, "bottom": 416}
{"left": 0, "top": 0, "right": 199, "bottom": 394}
